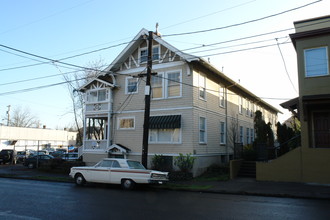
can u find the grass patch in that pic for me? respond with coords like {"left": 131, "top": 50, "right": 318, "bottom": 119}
{"left": 195, "top": 174, "right": 229, "bottom": 182}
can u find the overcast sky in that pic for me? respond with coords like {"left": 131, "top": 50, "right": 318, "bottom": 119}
{"left": 1, "top": 0, "right": 329, "bottom": 129}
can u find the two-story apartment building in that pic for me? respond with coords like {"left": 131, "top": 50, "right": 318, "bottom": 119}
{"left": 79, "top": 29, "right": 279, "bottom": 176}
{"left": 257, "top": 15, "right": 330, "bottom": 184}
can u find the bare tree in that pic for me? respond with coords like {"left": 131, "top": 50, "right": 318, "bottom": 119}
{"left": 57, "top": 59, "right": 106, "bottom": 146}
{"left": 9, "top": 106, "right": 40, "bottom": 128}
{"left": 228, "top": 113, "right": 240, "bottom": 159}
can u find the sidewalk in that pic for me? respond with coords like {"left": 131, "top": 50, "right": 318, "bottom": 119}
{"left": 1, "top": 164, "right": 330, "bottom": 200}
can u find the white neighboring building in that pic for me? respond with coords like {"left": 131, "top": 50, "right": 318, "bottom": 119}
{"left": 0, "top": 125, "right": 77, "bottom": 152}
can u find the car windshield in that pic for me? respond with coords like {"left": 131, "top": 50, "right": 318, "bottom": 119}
{"left": 127, "top": 161, "right": 146, "bottom": 169}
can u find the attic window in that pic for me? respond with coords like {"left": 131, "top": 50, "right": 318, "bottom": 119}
{"left": 140, "top": 46, "right": 160, "bottom": 63}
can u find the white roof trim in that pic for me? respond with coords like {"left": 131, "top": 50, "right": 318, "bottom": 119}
{"left": 78, "top": 75, "right": 116, "bottom": 92}
{"left": 104, "top": 28, "right": 200, "bottom": 72}
{"left": 106, "top": 144, "right": 130, "bottom": 153}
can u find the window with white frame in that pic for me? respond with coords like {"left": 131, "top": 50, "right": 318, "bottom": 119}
{"left": 151, "top": 73, "right": 163, "bottom": 99}
{"left": 151, "top": 71, "right": 181, "bottom": 99}
{"left": 304, "top": 46, "right": 329, "bottom": 77}
{"left": 139, "top": 45, "right": 160, "bottom": 64}
{"left": 125, "top": 77, "right": 138, "bottom": 94}
{"left": 250, "top": 128, "right": 254, "bottom": 143}
{"left": 199, "top": 74, "right": 206, "bottom": 100}
{"left": 251, "top": 103, "right": 255, "bottom": 117}
{"left": 149, "top": 128, "right": 181, "bottom": 143}
{"left": 86, "top": 117, "right": 108, "bottom": 140}
{"left": 238, "top": 96, "right": 243, "bottom": 114}
{"left": 118, "top": 117, "right": 135, "bottom": 130}
{"left": 246, "top": 128, "right": 250, "bottom": 144}
{"left": 199, "top": 117, "right": 207, "bottom": 143}
{"left": 86, "top": 89, "right": 108, "bottom": 103}
{"left": 239, "top": 126, "right": 244, "bottom": 144}
{"left": 167, "top": 71, "right": 181, "bottom": 98}
{"left": 219, "top": 86, "right": 225, "bottom": 107}
{"left": 246, "top": 100, "right": 250, "bottom": 117}
{"left": 220, "top": 121, "right": 226, "bottom": 144}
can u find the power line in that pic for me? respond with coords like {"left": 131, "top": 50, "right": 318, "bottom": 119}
{"left": 275, "top": 38, "right": 298, "bottom": 94}
{"left": 162, "top": 0, "right": 322, "bottom": 37}
{"left": 188, "top": 36, "right": 288, "bottom": 55}
{"left": 161, "top": 0, "right": 256, "bottom": 30}
{"left": 0, "top": 39, "right": 291, "bottom": 88}
{"left": 0, "top": 40, "right": 133, "bottom": 72}
{"left": 0, "top": 77, "right": 88, "bottom": 96}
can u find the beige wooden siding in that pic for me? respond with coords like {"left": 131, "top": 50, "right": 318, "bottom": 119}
{"left": 113, "top": 63, "right": 193, "bottom": 112}
{"left": 113, "top": 109, "right": 195, "bottom": 155}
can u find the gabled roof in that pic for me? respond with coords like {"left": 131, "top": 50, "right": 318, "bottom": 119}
{"left": 91, "top": 28, "right": 280, "bottom": 114}
{"left": 103, "top": 28, "right": 199, "bottom": 73}
{"left": 79, "top": 74, "right": 116, "bottom": 92}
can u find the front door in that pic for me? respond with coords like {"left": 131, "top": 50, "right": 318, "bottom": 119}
{"left": 313, "top": 111, "right": 330, "bottom": 148}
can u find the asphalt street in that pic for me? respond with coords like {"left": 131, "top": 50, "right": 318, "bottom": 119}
{"left": 1, "top": 178, "right": 330, "bottom": 220}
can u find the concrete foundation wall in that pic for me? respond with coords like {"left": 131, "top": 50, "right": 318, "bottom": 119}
{"left": 302, "top": 148, "right": 330, "bottom": 184}
{"left": 230, "top": 159, "right": 243, "bottom": 179}
{"left": 256, "top": 147, "right": 330, "bottom": 184}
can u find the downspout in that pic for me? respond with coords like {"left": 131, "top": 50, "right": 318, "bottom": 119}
{"left": 107, "top": 88, "right": 113, "bottom": 151}
{"left": 225, "top": 87, "right": 229, "bottom": 162}
{"left": 81, "top": 98, "right": 87, "bottom": 159}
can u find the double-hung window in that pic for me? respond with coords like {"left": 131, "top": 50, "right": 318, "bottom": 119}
{"left": 167, "top": 71, "right": 181, "bottom": 97}
{"left": 151, "top": 71, "right": 181, "bottom": 99}
{"left": 246, "top": 101, "right": 250, "bottom": 117}
{"left": 125, "top": 77, "right": 138, "bottom": 94}
{"left": 118, "top": 117, "right": 135, "bottom": 130}
{"left": 219, "top": 86, "right": 225, "bottom": 107}
{"left": 246, "top": 128, "right": 250, "bottom": 144}
{"left": 151, "top": 73, "right": 163, "bottom": 99}
{"left": 250, "top": 128, "right": 254, "bottom": 143}
{"left": 239, "top": 126, "right": 244, "bottom": 144}
{"left": 139, "top": 45, "right": 160, "bottom": 64}
{"left": 220, "top": 121, "right": 226, "bottom": 144}
{"left": 149, "top": 129, "right": 180, "bottom": 143}
{"left": 304, "top": 46, "right": 329, "bottom": 77}
{"left": 149, "top": 115, "right": 181, "bottom": 144}
{"left": 238, "top": 96, "right": 243, "bottom": 114}
{"left": 199, "top": 74, "right": 206, "bottom": 100}
{"left": 199, "top": 117, "right": 207, "bottom": 143}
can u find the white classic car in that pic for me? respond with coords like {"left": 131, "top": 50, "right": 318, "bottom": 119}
{"left": 69, "top": 158, "right": 169, "bottom": 189}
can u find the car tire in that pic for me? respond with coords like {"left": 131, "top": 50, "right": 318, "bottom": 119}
{"left": 75, "top": 174, "right": 86, "bottom": 186}
{"left": 27, "top": 163, "right": 35, "bottom": 169}
{"left": 121, "top": 179, "right": 135, "bottom": 190}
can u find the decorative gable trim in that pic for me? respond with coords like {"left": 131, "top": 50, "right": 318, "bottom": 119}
{"left": 104, "top": 28, "right": 199, "bottom": 73}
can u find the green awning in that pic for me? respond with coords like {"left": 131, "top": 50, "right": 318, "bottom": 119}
{"left": 149, "top": 115, "right": 181, "bottom": 129}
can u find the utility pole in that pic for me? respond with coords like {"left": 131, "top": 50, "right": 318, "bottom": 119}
{"left": 141, "top": 31, "right": 153, "bottom": 168}
{"left": 6, "top": 105, "right": 11, "bottom": 126}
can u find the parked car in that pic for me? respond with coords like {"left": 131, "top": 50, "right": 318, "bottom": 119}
{"left": 69, "top": 158, "right": 169, "bottom": 189}
{"left": 61, "top": 153, "right": 79, "bottom": 161}
{"left": 23, "top": 154, "right": 54, "bottom": 169}
{"left": 0, "top": 149, "right": 17, "bottom": 164}
{"left": 50, "top": 150, "right": 64, "bottom": 158}
{"left": 16, "top": 151, "right": 27, "bottom": 163}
